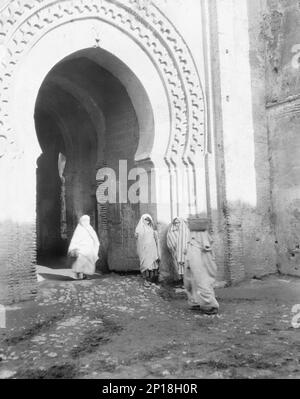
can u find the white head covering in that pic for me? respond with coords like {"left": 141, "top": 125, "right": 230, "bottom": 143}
{"left": 135, "top": 214, "right": 153, "bottom": 233}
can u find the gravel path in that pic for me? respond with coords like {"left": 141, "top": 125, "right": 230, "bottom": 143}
{"left": 0, "top": 273, "right": 300, "bottom": 379}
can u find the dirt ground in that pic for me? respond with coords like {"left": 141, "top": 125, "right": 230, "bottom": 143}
{"left": 0, "top": 268, "right": 300, "bottom": 379}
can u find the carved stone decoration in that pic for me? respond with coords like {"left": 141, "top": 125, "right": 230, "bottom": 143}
{"left": 0, "top": 0, "right": 206, "bottom": 218}
{"left": 0, "top": 134, "right": 7, "bottom": 158}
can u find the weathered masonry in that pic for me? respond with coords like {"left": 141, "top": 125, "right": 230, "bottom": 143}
{"left": 0, "top": 0, "right": 299, "bottom": 305}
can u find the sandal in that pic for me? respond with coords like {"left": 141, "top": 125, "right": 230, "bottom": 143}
{"left": 200, "top": 307, "right": 219, "bottom": 315}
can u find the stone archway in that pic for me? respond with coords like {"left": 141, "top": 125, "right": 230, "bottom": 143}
{"left": 34, "top": 48, "right": 153, "bottom": 272}
{"left": 0, "top": 0, "right": 206, "bottom": 303}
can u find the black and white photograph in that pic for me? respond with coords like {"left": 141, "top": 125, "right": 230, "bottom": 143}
{"left": 0, "top": 0, "right": 300, "bottom": 385}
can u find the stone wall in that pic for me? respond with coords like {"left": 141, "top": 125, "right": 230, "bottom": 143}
{"left": 0, "top": 221, "right": 37, "bottom": 305}
{"left": 105, "top": 70, "right": 141, "bottom": 272}
{"left": 245, "top": 0, "right": 278, "bottom": 277}
{"left": 207, "top": 0, "right": 277, "bottom": 283}
{"left": 263, "top": 0, "right": 300, "bottom": 276}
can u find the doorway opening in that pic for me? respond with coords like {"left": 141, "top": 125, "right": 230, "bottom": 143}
{"left": 34, "top": 48, "right": 150, "bottom": 272}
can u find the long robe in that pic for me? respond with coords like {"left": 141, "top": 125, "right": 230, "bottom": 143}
{"left": 68, "top": 216, "right": 100, "bottom": 275}
{"left": 184, "top": 231, "right": 219, "bottom": 310}
{"left": 167, "top": 217, "right": 190, "bottom": 277}
{"left": 135, "top": 214, "right": 160, "bottom": 273}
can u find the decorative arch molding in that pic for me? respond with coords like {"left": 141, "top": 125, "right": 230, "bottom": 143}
{"left": 0, "top": 1, "right": 206, "bottom": 213}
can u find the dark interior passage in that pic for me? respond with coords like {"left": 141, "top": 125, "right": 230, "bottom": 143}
{"left": 34, "top": 48, "right": 143, "bottom": 271}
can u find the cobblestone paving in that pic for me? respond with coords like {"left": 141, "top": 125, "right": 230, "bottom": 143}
{"left": 0, "top": 273, "right": 300, "bottom": 379}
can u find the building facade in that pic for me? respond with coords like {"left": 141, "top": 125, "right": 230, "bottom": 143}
{"left": 0, "top": 0, "right": 298, "bottom": 305}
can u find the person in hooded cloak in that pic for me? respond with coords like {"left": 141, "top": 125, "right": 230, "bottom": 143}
{"left": 184, "top": 229, "right": 219, "bottom": 314}
{"left": 167, "top": 217, "right": 190, "bottom": 286}
{"left": 68, "top": 215, "right": 100, "bottom": 280}
{"left": 135, "top": 214, "right": 160, "bottom": 287}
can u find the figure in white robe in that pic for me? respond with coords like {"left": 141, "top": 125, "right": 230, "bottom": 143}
{"left": 68, "top": 215, "right": 100, "bottom": 280}
{"left": 135, "top": 214, "right": 160, "bottom": 287}
{"left": 184, "top": 230, "right": 219, "bottom": 314}
{"left": 167, "top": 217, "right": 190, "bottom": 284}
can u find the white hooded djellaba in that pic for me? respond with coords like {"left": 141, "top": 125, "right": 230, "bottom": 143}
{"left": 135, "top": 214, "right": 160, "bottom": 282}
{"left": 184, "top": 230, "right": 219, "bottom": 313}
{"left": 167, "top": 217, "right": 190, "bottom": 279}
{"left": 68, "top": 215, "right": 100, "bottom": 277}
